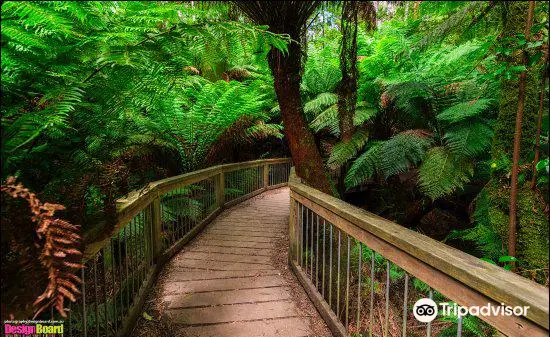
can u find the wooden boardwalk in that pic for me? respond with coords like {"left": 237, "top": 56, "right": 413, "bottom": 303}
{"left": 155, "top": 188, "right": 329, "bottom": 337}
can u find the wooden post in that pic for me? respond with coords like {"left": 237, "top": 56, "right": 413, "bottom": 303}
{"left": 263, "top": 164, "right": 270, "bottom": 189}
{"left": 216, "top": 171, "right": 225, "bottom": 209}
{"left": 150, "top": 195, "right": 163, "bottom": 262}
{"left": 289, "top": 197, "right": 298, "bottom": 263}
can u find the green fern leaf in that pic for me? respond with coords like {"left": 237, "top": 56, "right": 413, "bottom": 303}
{"left": 419, "top": 147, "right": 473, "bottom": 199}
{"left": 443, "top": 121, "right": 493, "bottom": 158}
{"left": 436, "top": 99, "right": 493, "bottom": 123}
{"left": 327, "top": 130, "right": 369, "bottom": 169}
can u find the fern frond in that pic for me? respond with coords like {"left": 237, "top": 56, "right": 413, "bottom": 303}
{"left": 379, "top": 130, "right": 433, "bottom": 178}
{"left": 327, "top": 130, "right": 369, "bottom": 169}
{"left": 436, "top": 99, "right": 493, "bottom": 123}
{"left": 443, "top": 121, "right": 493, "bottom": 158}
{"left": 345, "top": 141, "right": 383, "bottom": 189}
{"left": 353, "top": 102, "right": 378, "bottom": 126}
{"left": 310, "top": 104, "right": 339, "bottom": 136}
{"left": 418, "top": 147, "right": 473, "bottom": 199}
{"left": 304, "top": 92, "right": 338, "bottom": 117}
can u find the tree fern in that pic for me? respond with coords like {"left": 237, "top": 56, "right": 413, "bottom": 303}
{"left": 345, "top": 141, "right": 383, "bottom": 189}
{"left": 443, "top": 121, "right": 493, "bottom": 158}
{"left": 378, "top": 130, "right": 433, "bottom": 178}
{"left": 436, "top": 99, "right": 494, "bottom": 123}
{"left": 419, "top": 147, "right": 474, "bottom": 199}
{"left": 327, "top": 129, "right": 369, "bottom": 169}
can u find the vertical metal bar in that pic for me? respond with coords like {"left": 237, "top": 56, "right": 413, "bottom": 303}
{"left": 402, "top": 273, "right": 409, "bottom": 337}
{"left": 101, "top": 249, "right": 109, "bottom": 336}
{"left": 357, "top": 242, "right": 362, "bottom": 332}
{"left": 337, "top": 229, "right": 341, "bottom": 318}
{"left": 93, "top": 257, "right": 99, "bottom": 337}
{"left": 68, "top": 302, "right": 72, "bottom": 336}
{"left": 301, "top": 203, "right": 305, "bottom": 266}
{"left": 110, "top": 240, "right": 118, "bottom": 332}
{"left": 149, "top": 202, "right": 155, "bottom": 266}
{"left": 129, "top": 218, "right": 134, "bottom": 300}
{"left": 177, "top": 188, "right": 183, "bottom": 240}
{"left": 345, "top": 235, "right": 351, "bottom": 330}
{"left": 310, "top": 211, "right": 314, "bottom": 281}
{"left": 384, "top": 260, "right": 390, "bottom": 337}
{"left": 124, "top": 227, "right": 129, "bottom": 311}
{"left": 82, "top": 267, "right": 88, "bottom": 337}
{"left": 457, "top": 316, "right": 463, "bottom": 337}
{"left": 137, "top": 212, "right": 142, "bottom": 288}
{"left": 369, "top": 252, "right": 374, "bottom": 337}
{"left": 316, "top": 214, "right": 319, "bottom": 289}
{"left": 329, "top": 223, "right": 333, "bottom": 308}
{"left": 322, "top": 219, "right": 326, "bottom": 298}
{"left": 305, "top": 207, "right": 309, "bottom": 274}
{"left": 427, "top": 289, "right": 433, "bottom": 337}
{"left": 118, "top": 231, "right": 124, "bottom": 317}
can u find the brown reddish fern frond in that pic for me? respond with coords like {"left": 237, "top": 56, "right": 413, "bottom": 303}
{"left": 1, "top": 177, "right": 82, "bottom": 318}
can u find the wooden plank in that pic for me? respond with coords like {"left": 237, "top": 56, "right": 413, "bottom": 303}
{"left": 205, "top": 229, "right": 283, "bottom": 238}
{"left": 165, "top": 301, "right": 298, "bottom": 325}
{"left": 162, "top": 276, "right": 286, "bottom": 295}
{"left": 166, "top": 269, "right": 280, "bottom": 281}
{"left": 197, "top": 239, "right": 275, "bottom": 249}
{"left": 164, "top": 287, "right": 291, "bottom": 308}
{"left": 179, "top": 251, "right": 272, "bottom": 264}
{"left": 186, "top": 245, "right": 273, "bottom": 256}
{"left": 290, "top": 189, "right": 549, "bottom": 335}
{"left": 172, "top": 258, "right": 277, "bottom": 271}
{"left": 175, "top": 317, "right": 310, "bottom": 337}
{"left": 204, "top": 234, "right": 276, "bottom": 243}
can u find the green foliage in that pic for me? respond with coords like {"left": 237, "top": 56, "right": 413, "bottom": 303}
{"left": 1, "top": 1, "right": 288, "bottom": 230}
{"left": 418, "top": 147, "right": 473, "bottom": 199}
{"left": 327, "top": 130, "right": 369, "bottom": 169}
{"left": 437, "top": 99, "right": 494, "bottom": 123}
{"left": 443, "top": 121, "right": 494, "bottom": 158}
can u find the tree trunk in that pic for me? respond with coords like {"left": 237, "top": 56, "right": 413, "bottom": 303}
{"left": 530, "top": 50, "right": 548, "bottom": 189}
{"left": 235, "top": 1, "right": 333, "bottom": 195}
{"left": 268, "top": 43, "right": 334, "bottom": 195}
{"left": 338, "top": 1, "right": 359, "bottom": 142}
{"left": 507, "top": 0, "right": 535, "bottom": 261}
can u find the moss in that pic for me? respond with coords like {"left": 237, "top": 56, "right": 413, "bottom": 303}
{"left": 487, "top": 206, "right": 509, "bottom": 248}
{"left": 492, "top": 1, "right": 540, "bottom": 160}
{"left": 516, "top": 187, "right": 549, "bottom": 269}
{"left": 492, "top": 71, "right": 539, "bottom": 159}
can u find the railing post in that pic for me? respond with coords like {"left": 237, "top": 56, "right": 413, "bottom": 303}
{"left": 150, "top": 195, "right": 163, "bottom": 261}
{"left": 289, "top": 196, "right": 298, "bottom": 263}
{"left": 216, "top": 171, "right": 225, "bottom": 209}
{"left": 263, "top": 163, "right": 269, "bottom": 189}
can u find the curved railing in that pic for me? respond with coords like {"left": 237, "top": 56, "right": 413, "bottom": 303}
{"left": 288, "top": 168, "right": 549, "bottom": 337}
{"left": 67, "top": 158, "right": 292, "bottom": 337}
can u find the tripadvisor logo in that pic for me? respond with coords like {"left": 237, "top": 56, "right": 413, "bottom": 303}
{"left": 412, "top": 298, "right": 530, "bottom": 323}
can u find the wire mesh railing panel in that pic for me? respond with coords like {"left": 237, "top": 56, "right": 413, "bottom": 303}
{"left": 224, "top": 166, "right": 263, "bottom": 202}
{"left": 159, "top": 177, "right": 216, "bottom": 252}
{"left": 293, "top": 201, "right": 487, "bottom": 337}
{"left": 68, "top": 205, "right": 154, "bottom": 337}
{"left": 269, "top": 161, "right": 291, "bottom": 186}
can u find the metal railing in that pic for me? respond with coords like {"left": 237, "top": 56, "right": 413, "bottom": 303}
{"left": 288, "top": 168, "right": 549, "bottom": 337}
{"left": 67, "top": 158, "right": 291, "bottom": 337}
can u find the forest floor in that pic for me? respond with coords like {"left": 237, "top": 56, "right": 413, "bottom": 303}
{"left": 132, "top": 188, "right": 332, "bottom": 337}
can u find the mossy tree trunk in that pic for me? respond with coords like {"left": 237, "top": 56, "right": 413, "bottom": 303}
{"left": 236, "top": 2, "right": 334, "bottom": 195}
{"left": 488, "top": 1, "right": 548, "bottom": 273}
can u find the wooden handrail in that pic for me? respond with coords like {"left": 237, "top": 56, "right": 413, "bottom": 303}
{"left": 288, "top": 168, "right": 549, "bottom": 336}
{"left": 84, "top": 158, "right": 291, "bottom": 259}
